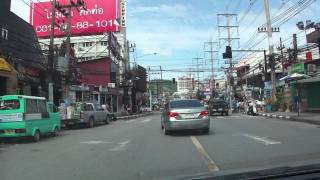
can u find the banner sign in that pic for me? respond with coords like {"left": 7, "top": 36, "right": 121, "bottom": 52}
{"left": 30, "top": 0, "right": 121, "bottom": 38}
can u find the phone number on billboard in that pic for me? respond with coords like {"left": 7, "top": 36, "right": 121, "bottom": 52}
{"left": 35, "top": 20, "right": 117, "bottom": 33}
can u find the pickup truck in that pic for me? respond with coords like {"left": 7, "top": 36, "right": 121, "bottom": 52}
{"left": 61, "top": 102, "right": 112, "bottom": 128}
{"left": 208, "top": 98, "right": 229, "bottom": 116}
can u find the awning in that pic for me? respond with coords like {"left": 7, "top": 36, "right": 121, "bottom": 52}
{"left": 0, "top": 58, "right": 17, "bottom": 75}
{"left": 297, "top": 76, "right": 320, "bottom": 84}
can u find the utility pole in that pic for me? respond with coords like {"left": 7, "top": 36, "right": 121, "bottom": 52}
{"left": 48, "top": 0, "right": 57, "bottom": 102}
{"left": 264, "top": 50, "right": 268, "bottom": 79}
{"left": 293, "top": 33, "right": 298, "bottom": 63}
{"left": 217, "top": 12, "right": 239, "bottom": 115}
{"left": 148, "top": 66, "right": 152, "bottom": 111}
{"left": 56, "top": 0, "right": 86, "bottom": 100}
{"left": 192, "top": 57, "right": 203, "bottom": 90}
{"left": 204, "top": 41, "right": 218, "bottom": 91}
{"left": 160, "top": 66, "right": 163, "bottom": 99}
{"left": 279, "top": 37, "right": 285, "bottom": 75}
{"left": 263, "top": 0, "right": 277, "bottom": 102}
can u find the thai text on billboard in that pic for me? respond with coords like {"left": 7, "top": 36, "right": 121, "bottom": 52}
{"left": 30, "top": 0, "right": 121, "bottom": 38}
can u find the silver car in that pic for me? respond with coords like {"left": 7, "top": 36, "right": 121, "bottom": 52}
{"left": 161, "top": 99, "right": 210, "bottom": 135}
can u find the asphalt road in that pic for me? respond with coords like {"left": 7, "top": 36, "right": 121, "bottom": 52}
{"left": 1, "top": 112, "right": 320, "bottom": 180}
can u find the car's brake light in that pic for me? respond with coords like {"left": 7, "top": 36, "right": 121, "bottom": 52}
{"left": 200, "top": 110, "right": 209, "bottom": 116}
{"left": 168, "top": 111, "right": 179, "bottom": 117}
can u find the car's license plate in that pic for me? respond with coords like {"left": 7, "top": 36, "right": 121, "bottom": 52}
{"left": 5, "top": 129, "right": 15, "bottom": 134}
{"left": 218, "top": 108, "right": 223, "bottom": 111}
{"left": 212, "top": 109, "right": 217, "bottom": 111}
{"left": 184, "top": 114, "right": 195, "bottom": 118}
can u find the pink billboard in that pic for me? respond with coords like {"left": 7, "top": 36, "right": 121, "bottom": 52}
{"left": 30, "top": 0, "right": 121, "bottom": 38}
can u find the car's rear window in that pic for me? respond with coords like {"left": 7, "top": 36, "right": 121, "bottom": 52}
{"left": 170, "top": 100, "right": 203, "bottom": 109}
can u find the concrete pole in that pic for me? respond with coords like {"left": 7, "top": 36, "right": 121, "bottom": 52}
{"left": 64, "top": 6, "right": 72, "bottom": 100}
{"left": 263, "top": 0, "right": 276, "bottom": 102}
{"left": 48, "top": 0, "right": 56, "bottom": 102}
{"left": 227, "top": 14, "right": 233, "bottom": 115}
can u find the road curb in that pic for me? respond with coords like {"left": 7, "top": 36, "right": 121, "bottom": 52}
{"left": 258, "top": 113, "right": 320, "bottom": 125}
{"left": 117, "top": 112, "right": 153, "bottom": 120}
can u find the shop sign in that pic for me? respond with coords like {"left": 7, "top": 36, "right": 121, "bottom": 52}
{"left": 0, "top": 58, "right": 12, "bottom": 72}
{"left": 121, "top": 0, "right": 127, "bottom": 27}
{"left": 69, "top": 85, "right": 89, "bottom": 91}
{"left": 108, "top": 31, "right": 121, "bottom": 60}
{"left": 290, "top": 62, "right": 305, "bottom": 74}
{"left": 108, "top": 83, "right": 115, "bottom": 88}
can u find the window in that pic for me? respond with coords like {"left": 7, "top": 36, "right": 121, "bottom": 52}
{"left": 26, "top": 99, "right": 38, "bottom": 113}
{"left": 170, "top": 100, "right": 203, "bottom": 109}
{"left": 101, "top": 41, "right": 108, "bottom": 46}
{"left": 0, "top": 100, "right": 20, "bottom": 110}
{"left": 38, "top": 100, "right": 47, "bottom": 113}
{"left": 82, "top": 42, "right": 93, "bottom": 47}
{"left": 81, "top": 104, "right": 93, "bottom": 111}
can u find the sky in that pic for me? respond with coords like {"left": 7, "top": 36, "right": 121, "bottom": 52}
{"left": 11, "top": 0, "right": 320, "bottom": 80}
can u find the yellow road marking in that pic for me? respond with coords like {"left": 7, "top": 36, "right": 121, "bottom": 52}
{"left": 190, "top": 136, "right": 219, "bottom": 172}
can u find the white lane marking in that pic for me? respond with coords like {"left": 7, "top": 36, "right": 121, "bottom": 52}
{"left": 141, "top": 118, "right": 152, "bottom": 123}
{"left": 190, "top": 136, "right": 219, "bottom": 172}
{"left": 109, "top": 140, "right": 130, "bottom": 151}
{"left": 239, "top": 133, "right": 282, "bottom": 145}
{"left": 125, "top": 119, "right": 138, "bottom": 123}
{"left": 216, "top": 117, "right": 225, "bottom": 119}
{"left": 80, "top": 140, "right": 111, "bottom": 144}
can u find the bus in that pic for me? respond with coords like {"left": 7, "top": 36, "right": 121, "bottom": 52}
{"left": 0, "top": 95, "right": 60, "bottom": 142}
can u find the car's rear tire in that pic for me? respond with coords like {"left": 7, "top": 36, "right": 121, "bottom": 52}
{"left": 221, "top": 112, "right": 224, "bottom": 116}
{"left": 32, "top": 130, "right": 40, "bottom": 142}
{"left": 105, "top": 116, "right": 110, "bottom": 124}
{"left": 225, "top": 111, "right": 229, "bottom": 116}
{"left": 203, "top": 127, "right": 210, "bottom": 134}
{"left": 163, "top": 127, "right": 170, "bottom": 135}
{"left": 52, "top": 127, "right": 60, "bottom": 137}
{"left": 88, "top": 117, "right": 94, "bottom": 128}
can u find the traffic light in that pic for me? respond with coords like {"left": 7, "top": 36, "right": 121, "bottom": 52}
{"left": 223, "top": 46, "right": 232, "bottom": 59}
{"left": 172, "top": 78, "right": 176, "bottom": 84}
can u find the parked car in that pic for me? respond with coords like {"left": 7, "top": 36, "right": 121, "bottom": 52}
{"left": 161, "top": 99, "right": 210, "bottom": 135}
{"left": 208, "top": 97, "right": 229, "bottom": 116}
{"left": 0, "top": 95, "right": 60, "bottom": 142}
{"left": 61, "top": 102, "right": 112, "bottom": 128}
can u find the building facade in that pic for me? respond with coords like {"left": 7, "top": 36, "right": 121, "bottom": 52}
{"left": 0, "top": 0, "right": 46, "bottom": 97}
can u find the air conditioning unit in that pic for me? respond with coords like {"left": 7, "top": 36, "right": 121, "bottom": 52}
{"left": 307, "top": 64, "right": 317, "bottom": 75}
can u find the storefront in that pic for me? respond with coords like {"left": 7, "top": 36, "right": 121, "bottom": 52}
{"left": 0, "top": 58, "right": 17, "bottom": 95}
{"left": 16, "top": 64, "right": 44, "bottom": 96}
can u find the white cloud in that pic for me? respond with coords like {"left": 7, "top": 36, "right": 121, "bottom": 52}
{"left": 129, "top": 4, "right": 191, "bottom": 18}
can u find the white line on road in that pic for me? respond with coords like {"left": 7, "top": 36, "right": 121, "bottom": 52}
{"left": 239, "top": 133, "right": 282, "bottom": 145}
{"left": 80, "top": 140, "right": 111, "bottom": 144}
{"left": 215, "top": 117, "right": 225, "bottom": 119}
{"left": 141, "top": 118, "right": 152, "bottom": 123}
{"left": 125, "top": 119, "right": 138, "bottom": 123}
{"left": 190, "top": 136, "right": 219, "bottom": 172}
{"left": 109, "top": 140, "right": 131, "bottom": 151}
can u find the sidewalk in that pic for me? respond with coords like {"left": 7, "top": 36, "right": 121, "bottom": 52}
{"left": 258, "top": 111, "right": 320, "bottom": 125}
{"left": 115, "top": 111, "right": 153, "bottom": 120}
